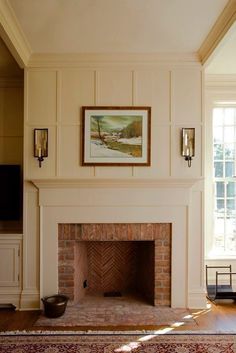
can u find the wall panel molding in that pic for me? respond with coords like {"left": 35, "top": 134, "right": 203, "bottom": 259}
{"left": 205, "top": 74, "right": 236, "bottom": 88}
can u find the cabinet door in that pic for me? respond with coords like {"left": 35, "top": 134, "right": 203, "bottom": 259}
{"left": 0, "top": 242, "right": 20, "bottom": 286}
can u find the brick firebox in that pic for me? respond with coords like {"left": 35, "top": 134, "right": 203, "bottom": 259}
{"left": 58, "top": 223, "right": 171, "bottom": 306}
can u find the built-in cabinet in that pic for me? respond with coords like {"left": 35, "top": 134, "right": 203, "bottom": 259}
{"left": 0, "top": 235, "right": 21, "bottom": 287}
{"left": 0, "top": 234, "right": 22, "bottom": 308}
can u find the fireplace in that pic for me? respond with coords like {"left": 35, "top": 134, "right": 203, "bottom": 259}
{"left": 32, "top": 178, "right": 205, "bottom": 310}
{"left": 58, "top": 223, "right": 171, "bottom": 306}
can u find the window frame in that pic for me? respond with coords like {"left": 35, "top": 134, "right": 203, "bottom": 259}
{"left": 212, "top": 106, "right": 236, "bottom": 255}
{"left": 205, "top": 86, "right": 236, "bottom": 260}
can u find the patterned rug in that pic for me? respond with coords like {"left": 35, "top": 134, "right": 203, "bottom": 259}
{"left": 0, "top": 332, "right": 235, "bottom": 353}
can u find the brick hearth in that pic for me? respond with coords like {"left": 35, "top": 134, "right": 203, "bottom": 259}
{"left": 58, "top": 223, "right": 171, "bottom": 306}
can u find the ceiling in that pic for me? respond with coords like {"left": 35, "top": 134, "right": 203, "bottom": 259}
{"left": 7, "top": 0, "right": 229, "bottom": 54}
{"left": 1, "top": 0, "right": 235, "bottom": 76}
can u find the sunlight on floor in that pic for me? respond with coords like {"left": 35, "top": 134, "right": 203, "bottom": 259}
{"left": 190, "top": 302, "right": 212, "bottom": 320}
{"left": 139, "top": 327, "right": 174, "bottom": 342}
{"left": 115, "top": 341, "right": 141, "bottom": 352}
{"left": 171, "top": 321, "right": 184, "bottom": 327}
{"left": 114, "top": 303, "right": 214, "bottom": 352}
{"left": 114, "top": 326, "right": 176, "bottom": 352}
{"left": 114, "top": 322, "right": 185, "bottom": 351}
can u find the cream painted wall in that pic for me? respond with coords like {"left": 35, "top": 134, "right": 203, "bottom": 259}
{"left": 22, "top": 58, "right": 205, "bottom": 309}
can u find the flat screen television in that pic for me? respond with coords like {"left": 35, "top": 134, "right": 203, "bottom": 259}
{"left": 0, "top": 165, "right": 21, "bottom": 221}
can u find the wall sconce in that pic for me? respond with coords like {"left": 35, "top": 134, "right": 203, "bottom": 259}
{"left": 34, "top": 128, "right": 48, "bottom": 168}
{"left": 181, "top": 128, "right": 195, "bottom": 167}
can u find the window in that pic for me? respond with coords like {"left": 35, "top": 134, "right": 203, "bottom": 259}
{"left": 212, "top": 107, "right": 236, "bottom": 256}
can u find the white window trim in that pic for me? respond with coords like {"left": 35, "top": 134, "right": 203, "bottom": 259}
{"left": 205, "top": 76, "right": 236, "bottom": 260}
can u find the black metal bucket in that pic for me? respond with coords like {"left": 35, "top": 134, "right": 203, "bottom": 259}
{"left": 41, "top": 294, "right": 69, "bottom": 318}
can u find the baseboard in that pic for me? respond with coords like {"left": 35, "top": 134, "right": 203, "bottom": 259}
{"left": 0, "top": 293, "right": 21, "bottom": 309}
{"left": 20, "top": 289, "right": 40, "bottom": 310}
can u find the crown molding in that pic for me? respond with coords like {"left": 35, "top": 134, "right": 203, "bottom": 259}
{"left": 0, "top": 0, "right": 31, "bottom": 68}
{"left": 198, "top": 0, "right": 236, "bottom": 65}
{"left": 205, "top": 73, "right": 236, "bottom": 83}
{"left": 31, "top": 178, "right": 201, "bottom": 190}
{"left": 27, "top": 52, "right": 201, "bottom": 68}
{"left": 205, "top": 74, "right": 236, "bottom": 89}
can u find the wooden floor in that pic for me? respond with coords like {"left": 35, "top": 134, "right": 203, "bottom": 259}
{"left": 0, "top": 300, "right": 236, "bottom": 332}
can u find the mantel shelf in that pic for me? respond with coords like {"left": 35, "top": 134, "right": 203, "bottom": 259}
{"left": 30, "top": 178, "right": 202, "bottom": 190}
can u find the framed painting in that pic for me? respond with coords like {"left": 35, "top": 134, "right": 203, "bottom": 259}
{"left": 81, "top": 106, "right": 151, "bottom": 166}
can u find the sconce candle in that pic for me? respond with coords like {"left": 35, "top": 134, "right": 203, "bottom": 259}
{"left": 38, "top": 147, "right": 42, "bottom": 158}
{"left": 34, "top": 129, "right": 48, "bottom": 167}
{"left": 181, "top": 128, "right": 195, "bottom": 167}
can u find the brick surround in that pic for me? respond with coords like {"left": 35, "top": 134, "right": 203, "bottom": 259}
{"left": 58, "top": 223, "right": 171, "bottom": 306}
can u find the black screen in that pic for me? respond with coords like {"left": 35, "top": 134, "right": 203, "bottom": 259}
{"left": 0, "top": 165, "right": 21, "bottom": 220}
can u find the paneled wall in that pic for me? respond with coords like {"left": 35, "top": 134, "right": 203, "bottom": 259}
{"left": 22, "top": 57, "right": 205, "bottom": 309}
{"left": 24, "top": 64, "right": 203, "bottom": 179}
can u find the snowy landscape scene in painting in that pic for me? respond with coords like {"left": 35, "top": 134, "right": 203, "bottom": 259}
{"left": 90, "top": 115, "right": 143, "bottom": 158}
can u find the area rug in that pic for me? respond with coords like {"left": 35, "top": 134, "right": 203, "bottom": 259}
{"left": 0, "top": 332, "right": 235, "bottom": 353}
{"left": 35, "top": 302, "right": 195, "bottom": 328}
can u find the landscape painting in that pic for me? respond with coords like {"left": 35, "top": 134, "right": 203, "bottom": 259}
{"left": 82, "top": 107, "right": 151, "bottom": 166}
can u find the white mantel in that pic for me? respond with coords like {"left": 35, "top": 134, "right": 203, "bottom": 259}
{"left": 31, "top": 178, "right": 201, "bottom": 189}
{"left": 31, "top": 178, "right": 206, "bottom": 309}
